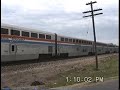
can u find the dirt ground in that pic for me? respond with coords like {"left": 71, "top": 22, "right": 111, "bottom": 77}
{"left": 1, "top": 53, "right": 118, "bottom": 88}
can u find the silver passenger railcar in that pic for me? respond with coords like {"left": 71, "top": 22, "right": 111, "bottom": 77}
{"left": 1, "top": 24, "right": 119, "bottom": 62}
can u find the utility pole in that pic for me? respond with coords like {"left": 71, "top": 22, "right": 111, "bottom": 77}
{"left": 83, "top": 1, "right": 103, "bottom": 70}
{"left": 55, "top": 33, "right": 57, "bottom": 57}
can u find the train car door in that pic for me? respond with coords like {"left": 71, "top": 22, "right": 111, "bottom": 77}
{"left": 10, "top": 44, "right": 17, "bottom": 54}
{"left": 57, "top": 45, "right": 60, "bottom": 55}
{"left": 48, "top": 46, "right": 53, "bottom": 53}
{"left": 9, "top": 43, "right": 17, "bottom": 60}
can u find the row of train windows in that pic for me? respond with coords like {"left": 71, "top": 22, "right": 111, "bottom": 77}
{"left": 96, "top": 43, "right": 107, "bottom": 46}
{"left": 61, "top": 37, "right": 92, "bottom": 45}
{"left": 1, "top": 28, "right": 51, "bottom": 39}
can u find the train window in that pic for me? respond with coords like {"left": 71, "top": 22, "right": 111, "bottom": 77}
{"left": 87, "top": 42, "right": 89, "bottom": 44}
{"left": 81, "top": 40, "right": 83, "bottom": 43}
{"left": 79, "top": 40, "right": 81, "bottom": 43}
{"left": 86, "top": 41, "right": 87, "bottom": 44}
{"left": 39, "top": 34, "right": 45, "bottom": 39}
{"left": 31, "top": 32, "right": 38, "bottom": 38}
{"left": 83, "top": 41, "right": 85, "bottom": 44}
{"left": 73, "top": 39, "right": 75, "bottom": 43}
{"left": 89, "top": 42, "right": 91, "bottom": 45}
{"left": 61, "top": 38, "right": 64, "bottom": 41}
{"left": 22, "top": 31, "right": 29, "bottom": 37}
{"left": 83, "top": 41, "right": 86, "bottom": 44}
{"left": 46, "top": 35, "right": 51, "bottom": 39}
{"left": 89, "top": 42, "right": 90, "bottom": 45}
{"left": 65, "top": 38, "right": 68, "bottom": 42}
{"left": 82, "top": 40, "right": 84, "bottom": 44}
{"left": 86, "top": 41, "right": 88, "bottom": 44}
{"left": 1, "top": 28, "right": 8, "bottom": 34}
{"left": 48, "top": 46, "right": 53, "bottom": 53}
{"left": 12, "top": 45, "right": 15, "bottom": 51}
{"left": 11, "top": 29, "right": 20, "bottom": 36}
{"left": 88, "top": 41, "right": 89, "bottom": 44}
{"left": 69, "top": 39, "right": 72, "bottom": 42}
{"left": 76, "top": 40, "right": 78, "bottom": 43}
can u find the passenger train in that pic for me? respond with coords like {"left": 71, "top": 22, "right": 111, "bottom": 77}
{"left": 1, "top": 24, "right": 119, "bottom": 62}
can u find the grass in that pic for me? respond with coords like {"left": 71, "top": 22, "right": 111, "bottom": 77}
{"left": 45, "top": 55, "right": 119, "bottom": 88}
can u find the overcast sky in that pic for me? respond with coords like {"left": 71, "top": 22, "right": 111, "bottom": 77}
{"left": 1, "top": 0, "right": 119, "bottom": 45}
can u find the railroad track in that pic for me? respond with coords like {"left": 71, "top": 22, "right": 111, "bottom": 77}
{"left": 1, "top": 53, "right": 118, "bottom": 75}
